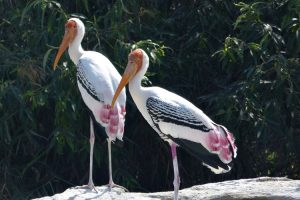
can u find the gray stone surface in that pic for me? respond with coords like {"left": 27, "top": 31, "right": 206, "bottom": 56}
{"left": 33, "top": 177, "right": 300, "bottom": 200}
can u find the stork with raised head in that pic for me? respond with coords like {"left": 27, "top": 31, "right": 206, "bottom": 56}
{"left": 53, "top": 18, "right": 126, "bottom": 191}
{"left": 111, "top": 49, "right": 237, "bottom": 200}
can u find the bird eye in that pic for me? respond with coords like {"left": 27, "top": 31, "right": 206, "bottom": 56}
{"left": 129, "top": 56, "right": 136, "bottom": 62}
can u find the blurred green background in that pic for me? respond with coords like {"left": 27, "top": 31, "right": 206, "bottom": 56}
{"left": 1, "top": 0, "right": 300, "bottom": 199}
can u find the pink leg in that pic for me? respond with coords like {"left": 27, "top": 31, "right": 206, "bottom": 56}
{"left": 171, "top": 142, "right": 180, "bottom": 200}
{"left": 105, "top": 106, "right": 128, "bottom": 192}
{"left": 107, "top": 138, "right": 114, "bottom": 189}
{"left": 106, "top": 137, "right": 128, "bottom": 192}
{"left": 88, "top": 117, "right": 96, "bottom": 191}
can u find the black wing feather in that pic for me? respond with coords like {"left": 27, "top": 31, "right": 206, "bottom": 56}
{"left": 77, "top": 60, "right": 104, "bottom": 102}
{"left": 146, "top": 97, "right": 231, "bottom": 172}
{"left": 170, "top": 136, "right": 231, "bottom": 171}
{"left": 146, "top": 97, "right": 212, "bottom": 132}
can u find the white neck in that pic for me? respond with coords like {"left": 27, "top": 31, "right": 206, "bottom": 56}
{"left": 129, "top": 52, "right": 149, "bottom": 100}
{"left": 128, "top": 72, "right": 143, "bottom": 96}
{"left": 68, "top": 35, "right": 84, "bottom": 65}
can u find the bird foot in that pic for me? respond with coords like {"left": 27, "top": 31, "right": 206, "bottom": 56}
{"left": 75, "top": 182, "right": 98, "bottom": 192}
{"left": 106, "top": 182, "right": 128, "bottom": 192}
{"left": 88, "top": 181, "right": 98, "bottom": 192}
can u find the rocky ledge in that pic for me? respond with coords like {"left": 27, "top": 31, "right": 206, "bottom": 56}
{"left": 33, "top": 177, "right": 300, "bottom": 200}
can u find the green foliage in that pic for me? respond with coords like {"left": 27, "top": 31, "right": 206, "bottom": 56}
{"left": 206, "top": 0, "right": 300, "bottom": 178}
{"left": 0, "top": 0, "right": 300, "bottom": 199}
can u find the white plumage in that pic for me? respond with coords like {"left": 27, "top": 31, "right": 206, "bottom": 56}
{"left": 53, "top": 18, "right": 126, "bottom": 190}
{"left": 111, "top": 48, "right": 237, "bottom": 200}
{"left": 77, "top": 52, "right": 126, "bottom": 139}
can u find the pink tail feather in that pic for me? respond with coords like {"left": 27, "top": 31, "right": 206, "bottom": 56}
{"left": 99, "top": 104, "right": 125, "bottom": 140}
{"left": 207, "top": 124, "right": 237, "bottom": 164}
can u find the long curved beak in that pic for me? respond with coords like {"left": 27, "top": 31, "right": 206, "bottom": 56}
{"left": 52, "top": 30, "right": 72, "bottom": 70}
{"left": 111, "top": 62, "right": 138, "bottom": 107}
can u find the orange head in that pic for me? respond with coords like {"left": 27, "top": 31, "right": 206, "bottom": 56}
{"left": 111, "top": 49, "right": 144, "bottom": 107}
{"left": 128, "top": 49, "right": 143, "bottom": 70}
{"left": 52, "top": 20, "right": 78, "bottom": 70}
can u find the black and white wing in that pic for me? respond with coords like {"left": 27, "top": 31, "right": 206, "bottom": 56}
{"left": 146, "top": 96, "right": 235, "bottom": 173}
{"left": 146, "top": 96, "right": 212, "bottom": 134}
{"left": 77, "top": 59, "right": 105, "bottom": 102}
{"left": 77, "top": 51, "right": 126, "bottom": 104}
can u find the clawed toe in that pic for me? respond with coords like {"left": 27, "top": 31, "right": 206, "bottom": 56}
{"left": 74, "top": 184, "right": 97, "bottom": 192}
{"left": 88, "top": 182, "right": 98, "bottom": 192}
{"left": 106, "top": 182, "right": 128, "bottom": 192}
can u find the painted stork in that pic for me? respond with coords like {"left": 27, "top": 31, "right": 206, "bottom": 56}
{"left": 111, "top": 49, "right": 237, "bottom": 200}
{"left": 52, "top": 18, "right": 126, "bottom": 190}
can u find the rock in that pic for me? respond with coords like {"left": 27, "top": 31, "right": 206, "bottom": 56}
{"left": 33, "top": 177, "right": 300, "bottom": 200}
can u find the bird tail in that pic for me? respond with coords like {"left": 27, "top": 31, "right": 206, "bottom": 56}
{"left": 105, "top": 104, "right": 125, "bottom": 141}
{"left": 202, "top": 124, "right": 237, "bottom": 174}
{"left": 170, "top": 124, "right": 237, "bottom": 174}
{"left": 219, "top": 125, "right": 237, "bottom": 158}
{"left": 214, "top": 124, "right": 237, "bottom": 162}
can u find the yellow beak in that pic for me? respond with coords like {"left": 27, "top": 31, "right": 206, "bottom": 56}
{"left": 52, "top": 29, "right": 73, "bottom": 70}
{"left": 111, "top": 62, "right": 138, "bottom": 107}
